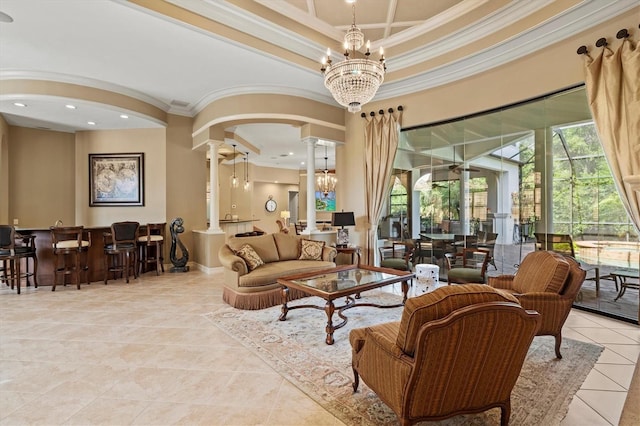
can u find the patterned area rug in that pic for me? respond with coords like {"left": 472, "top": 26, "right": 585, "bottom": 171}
{"left": 205, "top": 290, "right": 603, "bottom": 425}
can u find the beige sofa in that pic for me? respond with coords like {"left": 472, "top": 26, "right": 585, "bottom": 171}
{"left": 218, "top": 232, "right": 337, "bottom": 310}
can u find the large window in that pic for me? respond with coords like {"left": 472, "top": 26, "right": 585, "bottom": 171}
{"left": 399, "top": 85, "right": 639, "bottom": 323}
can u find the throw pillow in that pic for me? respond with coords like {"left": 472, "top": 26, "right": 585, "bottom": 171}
{"left": 235, "top": 244, "right": 264, "bottom": 271}
{"left": 299, "top": 239, "right": 325, "bottom": 261}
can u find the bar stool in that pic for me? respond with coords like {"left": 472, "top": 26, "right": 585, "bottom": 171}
{"left": 16, "top": 232, "right": 38, "bottom": 288}
{"left": 50, "top": 226, "right": 91, "bottom": 291}
{"left": 138, "top": 222, "right": 165, "bottom": 275}
{"left": 1, "top": 225, "right": 36, "bottom": 294}
{"left": 103, "top": 221, "right": 139, "bottom": 284}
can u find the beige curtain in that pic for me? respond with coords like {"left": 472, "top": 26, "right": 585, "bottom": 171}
{"left": 363, "top": 112, "right": 401, "bottom": 265}
{"left": 583, "top": 36, "right": 640, "bottom": 233}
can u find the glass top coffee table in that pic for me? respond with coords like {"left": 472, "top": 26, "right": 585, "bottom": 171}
{"left": 277, "top": 264, "right": 414, "bottom": 345}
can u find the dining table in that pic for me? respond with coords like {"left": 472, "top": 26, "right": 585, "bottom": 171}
{"left": 419, "top": 233, "right": 456, "bottom": 241}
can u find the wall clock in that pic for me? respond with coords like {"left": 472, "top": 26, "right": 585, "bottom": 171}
{"left": 265, "top": 195, "right": 277, "bottom": 212}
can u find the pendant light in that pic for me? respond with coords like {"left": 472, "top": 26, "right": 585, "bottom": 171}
{"left": 243, "top": 151, "right": 251, "bottom": 191}
{"left": 230, "top": 144, "right": 239, "bottom": 188}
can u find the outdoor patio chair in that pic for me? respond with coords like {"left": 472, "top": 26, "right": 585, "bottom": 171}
{"left": 445, "top": 247, "right": 490, "bottom": 284}
{"left": 534, "top": 233, "right": 601, "bottom": 295}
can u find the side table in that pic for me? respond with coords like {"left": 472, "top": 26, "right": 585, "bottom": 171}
{"left": 336, "top": 246, "right": 361, "bottom": 265}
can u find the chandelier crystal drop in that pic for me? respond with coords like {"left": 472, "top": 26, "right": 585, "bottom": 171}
{"left": 230, "top": 144, "right": 239, "bottom": 188}
{"left": 320, "top": 1, "right": 386, "bottom": 113}
{"left": 316, "top": 146, "right": 337, "bottom": 198}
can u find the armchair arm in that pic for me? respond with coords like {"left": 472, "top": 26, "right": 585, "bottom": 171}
{"left": 350, "top": 323, "right": 413, "bottom": 412}
{"left": 487, "top": 275, "right": 515, "bottom": 289}
{"left": 514, "top": 292, "right": 573, "bottom": 335}
{"left": 218, "top": 245, "right": 249, "bottom": 275}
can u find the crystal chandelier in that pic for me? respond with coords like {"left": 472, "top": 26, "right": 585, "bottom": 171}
{"left": 320, "top": 0, "right": 386, "bottom": 113}
{"left": 317, "top": 146, "right": 337, "bottom": 198}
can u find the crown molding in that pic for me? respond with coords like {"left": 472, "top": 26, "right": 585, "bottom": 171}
{"left": 0, "top": 69, "right": 172, "bottom": 111}
{"left": 376, "top": 0, "right": 639, "bottom": 100}
{"left": 388, "top": 0, "right": 553, "bottom": 70}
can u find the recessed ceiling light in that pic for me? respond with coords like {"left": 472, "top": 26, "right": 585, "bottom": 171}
{"left": 65, "top": 104, "right": 76, "bottom": 109}
{"left": 13, "top": 102, "right": 26, "bottom": 107}
{"left": 301, "top": 161, "right": 305, "bottom": 165}
{"left": 87, "top": 121, "right": 96, "bottom": 125}
{"left": 289, "top": 152, "right": 294, "bottom": 156}
{"left": 120, "top": 114, "right": 129, "bottom": 119}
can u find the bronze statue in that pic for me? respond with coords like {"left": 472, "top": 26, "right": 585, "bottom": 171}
{"left": 169, "top": 217, "right": 189, "bottom": 272}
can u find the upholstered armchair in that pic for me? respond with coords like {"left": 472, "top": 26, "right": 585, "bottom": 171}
{"left": 488, "top": 250, "right": 586, "bottom": 359}
{"left": 350, "top": 284, "right": 541, "bottom": 426}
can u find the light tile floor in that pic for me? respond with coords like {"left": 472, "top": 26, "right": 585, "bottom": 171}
{"left": 1, "top": 270, "right": 638, "bottom": 425}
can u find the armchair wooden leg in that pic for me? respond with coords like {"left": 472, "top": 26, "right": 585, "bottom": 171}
{"left": 352, "top": 368, "right": 360, "bottom": 392}
{"left": 554, "top": 333, "right": 563, "bottom": 359}
{"left": 500, "top": 400, "right": 511, "bottom": 426}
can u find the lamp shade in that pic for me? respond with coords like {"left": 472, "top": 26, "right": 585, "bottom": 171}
{"left": 280, "top": 210, "right": 290, "bottom": 219}
{"left": 331, "top": 212, "right": 355, "bottom": 227}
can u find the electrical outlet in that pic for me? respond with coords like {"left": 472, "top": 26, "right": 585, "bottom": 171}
{"left": 13, "top": 218, "right": 19, "bottom": 225}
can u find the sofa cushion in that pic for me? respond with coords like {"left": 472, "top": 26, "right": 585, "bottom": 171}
{"left": 235, "top": 244, "right": 264, "bottom": 271}
{"left": 512, "top": 251, "right": 570, "bottom": 294}
{"left": 396, "top": 284, "right": 519, "bottom": 357}
{"left": 273, "top": 232, "right": 301, "bottom": 261}
{"left": 238, "top": 260, "right": 335, "bottom": 288}
{"left": 299, "top": 239, "right": 325, "bottom": 260}
{"left": 227, "top": 234, "right": 280, "bottom": 263}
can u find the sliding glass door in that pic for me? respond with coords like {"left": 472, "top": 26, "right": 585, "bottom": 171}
{"left": 397, "top": 85, "right": 639, "bottom": 323}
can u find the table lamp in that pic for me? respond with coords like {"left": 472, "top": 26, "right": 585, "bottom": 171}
{"left": 280, "top": 210, "right": 290, "bottom": 227}
{"left": 331, "top": 211, "right": 355, "bottom": 248}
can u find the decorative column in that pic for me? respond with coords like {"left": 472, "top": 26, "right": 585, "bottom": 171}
{"left": 305, "top": 137, "right": 318, "bottom": 232}
{"left": 208, "top": 141, "right": 224, "bottom": 233}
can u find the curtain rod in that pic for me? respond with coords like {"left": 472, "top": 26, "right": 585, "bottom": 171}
{"left": 360, "top": 105, "right": 403, "bottom": 118}
{"left": 576, "top": 25, "right": 637, "bottom": 55}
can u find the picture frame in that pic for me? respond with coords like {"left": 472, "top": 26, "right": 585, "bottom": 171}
{"left": 315, "top": 190, "right": 336, "bottom": 212}
{"left": 89, "top": 153, "right": 144, "bottom": 206}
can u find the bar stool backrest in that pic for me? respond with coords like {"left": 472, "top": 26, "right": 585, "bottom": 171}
{"left": 111, "top": 221, "right": 140, "bottom": 247}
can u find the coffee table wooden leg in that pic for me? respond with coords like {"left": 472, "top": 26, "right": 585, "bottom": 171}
{"left": 279, "top": 286, "right": 289, "bottom": 321}
{"left": 401, "top": 279, "right": 409, "bottom": 303}
{"left": 325, "top": 300, "right": 336, "bottom": 345}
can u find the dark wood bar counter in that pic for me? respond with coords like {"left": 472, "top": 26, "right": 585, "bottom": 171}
{"left": 18, "top": 226, "right": 155, "bottom": 287}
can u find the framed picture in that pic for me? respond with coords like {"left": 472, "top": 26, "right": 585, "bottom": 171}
{"left": 89, "top": 153, "right": 144, "bottom": 206}
{"left": 315, "top": 190, "right": 336, "bottom": 212}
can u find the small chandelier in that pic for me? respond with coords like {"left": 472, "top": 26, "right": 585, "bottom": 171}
{"left": 320, "top": 0, "right": 386, "bottom": 113}
{"left": 230, "top": 144, "right": 239, "bottom": 188}
{"left": 243, "top": 151, "right": 251, "bottom": 191}
{"left": 317, "top": 146, "right": 337, "bottom": 198}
